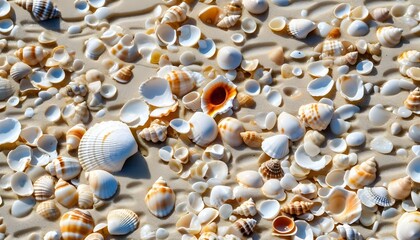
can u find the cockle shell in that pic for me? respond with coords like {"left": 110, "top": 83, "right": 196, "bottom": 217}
{"left": 218, "top": 117, "right": 244, "bottom": 147}
{"left": 138, "top": 119, "right": 168, "bottom": 143}
{"left": 287, "top": 19, "right": 316, "bottom": 39}
{"left": 201, "top": 75, "right": 237, "bottom": 117}
{"left": 322, "top": 186, "right": 361, "bottom": 224}
{"left": 84, "top": 38, "right": 106, "bottom": 60}
{"left": 15, "top": 45, "right": 48, "bottom": 66}
{"left": 388, "top": 176, "right": 412, "bottom": 200}
{"left": 261, "top": 134, "right": 289, "bottom": 159}
{"left": 78, "top": 121, "right": 138, "bottom": 172}
{"left": 145, "top": 177, "right": 176, "bottom": 218}
{"left": 46, "top": 156, "right": 82, "bottom": 181}
{"left": 36, "top": 200, "right": 60, "bottom": 220}
{"left": 86, "top": 170, "right": 118, "bottom": 200}
{"left": 396, "top": 212, "right": 420, "bottom": 240}
{"left": 404, "top": 87, "right": 420, "bottom": 113}
{"left": 10, "top": 62, "right": 32, "bottom": 81}
{"left": 258, "top": 159, "right": 283, "bottom": 180}
{"left": 371, "top": 7, "right": 390, "bottom": 22}
{"left": 55, "top": 179, "right": 78, "bottom": 208}
{"left": 217, "top": 15, "right": 240, "bottom": 29}
{"left": 240, "top": 131, "right": 263, "bottom": 148}
{"left": 230, "top": 218, "right": 257, "bottom": 237}
{"left": 66, "top": 124, "right": 86, "bottom": 151}
{"left": 337, "top": 224, "right": 363, "bottom": 240}
{"left": 398, "top": 50, "right": 420, "bottom": 75}
{"left": 33, "top": 175, "right": 55, "bottom": 201}
{"left": 298, "top": 102, "right": 334, "bottom": 131}
{"left": 376, "top": 26, "right": 403, "bottom": 48}
{"left": 77, "top": 184, "right": 94, "bottom": 209}
{"left": 232, "top": 198, "right": 257, "bottom": 217}
{"left": 281, "top": 201, "right": 313, "bottom": 215}
{"left": 0, "top": 78, "right": 14, "bottom": 100}
{"left": 188, "top": 112, "right": 218, "bottom": 147}
{"left": 15, "top": 0, "right": 61, "bottom": 21}
{"left": 60, "top": 209, "right": 94, "bottom": 240}
{"left": 113, "top": 65, "right": 134, "bottom": 84}
{"left": 358, "top": 186, "right": 395, "bottom": 207}
{"left": 277, "top": 112, "right": 305, "bottom": 141}
{"left": 198, "top": 5, "right": 223, "bottom": 25}
{"left": 161, "top": 2, "right": 188, "bottom": 24}
{"left": 345, "top": 157, "right": 377, "bottom": 189}
{"left": 107, "top": 209, "right": 139, "bottom": 235}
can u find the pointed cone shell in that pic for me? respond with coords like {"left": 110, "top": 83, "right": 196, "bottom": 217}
{"left": 287, "top": 19, "right": 316, "bottom": 39}
{"left": 298, "top": 103, "right": 334, "bottom": 131}
{"left": 164, "top": 69, "right": 195, "bottom": 97}
{"left": 218, "top": 117, "right": 244, "bottom": 147}
{"left": 46, "top": 156, "right": 82, "bottom": 181}
{"left": 261, "top": 134, "right": 289, "bottom": 159}
{"left": 66, "top": 124, "right": 86, "bottom": 151}
{"left": 240, "top": 131, "right": 263, "bottom": 148}
{"left": 376, "top": 26, "right": 403, "bottom": 48}
{"left": 15, "top": 46, "right": 48, "bottom": 66}
{"left": 232, "top": 198, "right": 257, "bottom": 217}
{"left": 323, "top": 187, "right": 362, "bottom": 224}
{"left": 77, "top": 184, "right": 94, "bottom": 209}
{"left": 138, "top": 119, "right": 168, "bottom": 143}
{"left": 15, "top": 0, "right": 61, "bottom": 21}
{"left": 60, "top": 209, "right": 94, "bottom": 240}
{"left": 201, "top": 76, "right": 237, "bottom": 118}
{"left": 36, "top": 200, "right": 60, "bottom": 220}
{"left": 345, "top": 157, "right": 377, "bottom": 189}
{"left": 231, "top": 218, "right": 257, "bottom": 237}
{"left": 55, "top": 179, "right": 78, "bottom": 208}
{"left": 33, "top": 175, "right": 55, "bottom": 201}
{"left": 388, "top": 176, "right": 412, "bottom": 200}
{"left": 161, "top": 2, "right": 188, "bottom": 24}
{"left": 86, "top": 170, "right": 118, "bottom": 200}
{"left": 113, "top": 65, "right": 134, "bottom": 84}
{"left": 281, "top": 201, "right": 313, "bottom": 215}
{"left": 258, "top": 159, "right": 283, "bottom": 180}
{"left": 404, "top": 87, "right": 420, "bottom": 113}
{"left": 217, "top": 15, "right": 240, "bottom": 29}
{"left": 107, "top": 209, "right": 139, "bottom": 235}
{"left": 371, "top": 7, "right": 390, "bottom": 22}
{"left": 78, "top": 121, "right": 138, "bottom": 172}
{"left": 145, "top": 177, "right": 176, "bottom": 218}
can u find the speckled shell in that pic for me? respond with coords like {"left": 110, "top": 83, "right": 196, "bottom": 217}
{"left": 15, "top": 45, "right": 48, "bottom": 66}
{"left": 240, "top": 131, "right": 263, "bottom": 148}
{"left": 231, "top": 218, "right": 257, "bottom": 237}
{"left": 77, "top": 184, "right": 94, "bottom": 209}
{"left": 15, "top": 0, "right": 61, "bottom": 21}
{"left": 298, "top": 102, "right": 334, "bottom": 131}
{"left": 55, "top": 178, "right": 78, "bottom": 208}
{"left": 107, "top": 209, "right": 139, "bottom": 235}
{"left": 258, "top": 159, "right": 283, "bottom": 180}
{"left": 232, "top": 198, "right": 257, "bottom": 217}
{"left": 281, "top": 201, "right": 313, "bottom": 215}
{"left": 161, "top": 2, "right": 188, "bottom": 24}
{"left": 345, "top": 157, "right": 377, "bottom": 189}
{"left": 60, "top": 209, "right": 94, "bottom": 240}
{"left": 46, "top": 156, "right": 82, "bottom": 181}
{"left": 164, "top": 69, "right": 195, "bottom": 97}
{"left": 113, "top": 65, "right": 134, "bottom": 84}
{"left": 218, "top": 117, "right": 245, "bottom": 147}
{"left": 33, "top": 175, "right": 55, "bottom": 201}
{"left": 404, "top": 87, "right": 420, "bottom": 113}
{"left": 145, "top": 177, "right": 176, "bottom": 218}
{"left": 217, "top": 15, "right": 240, "bottom": 29}
{"left": 109, "top": 35, "right": 140, "bottom": 62}
{"left": 138, "top": 119, "right": 168, "bottom": 143}
{"left": 201, "top": 76, "right": 237, "bottom": 118}
{"left": 66, "top": 124, "right": 86, "bottom": 151}
{"left": 36, "top": 200, "right": 60, "bottom": 220}
{"left": 387, "top": 176, "right": 412, "bottom": 200}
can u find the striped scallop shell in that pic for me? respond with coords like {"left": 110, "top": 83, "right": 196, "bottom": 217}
{"left": 15, "top": 45, "right": 48, "bottom": 66}
{"left": 138, "top": 119, "right": 168, "bottom": 143}
{"left": 60, "top": 209, "right": 94, "bottom": 240}
{"left": 77, "top": 184, "right": 94, "bottom": 209}
{"left": 15, "top": 0, "right": 60, "bottom": 21}
{"left": 36, "top": 200, "right": 60, "bottom": 220}
{"left": 107, "top": 209, "right": 139, "bottom": 235}
{"left": 231, "top": 218, "right": 257, "bottom": 237}
{"left": 86, "top": 170, "right": 118, "bottom": 200}
{"left": 33, "top": 175, "right": 55, "bottom": 201}
{"left": 217, "top": 15, "right": 240, "bottom": 29}
{"left": 404, "top": 87, "right": 420, "bottom": 113}
{"left": 161, "top": 2, "right": 188, "bottom": 24}
{"left": 359, "top": 186, "right": 395, "bottom": 207}
{"left": 145, "top": 177, "right": 176, "bottom": 218}
{"left": 258, "top": 159, "right": 283, "bottom": 180}
{"left": 164, "top": 69, "right": 195, "bottom": 97}
{"left": 240, "top": 131, "right": 263, "bottom": 148}
{"left": 113, "top": 65, "right": 134, "bottom": 84}
{"left": 218, "top": 117, "right": 245, "bottom": 147}
{"left": 281, "top": 201, "right": 313, "bottom": 215}
{"left": 78, "top": 121, "right": 138, "bottom": 172}
{"left": 345, "top": 157, "right": 377, "bottom": 189}
{"left": 232, "top": 198, "right": 257, "bottom": 217}
{"left": 66, "top": 124, "right": 86, "bottom": 151}
{"left": 46, "top": 156, "right": 82, "bottom": 181}
{"left": 55, "top": 178, "right": 78, "bottom": 208}
{"left": 298, "top": 102, "right": 334, "bottom": 131}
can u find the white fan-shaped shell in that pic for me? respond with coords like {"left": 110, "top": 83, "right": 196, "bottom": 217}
{"left": 287, "top": 19, "right": 316, "bottom": 39}
{"left": 357, "top": 187, "right": 395, "bottom": 208}
{"left": 78, "top": 121, "right": 138, "bottom": 172}
{"left": 107, "top": 209, "right": 139, "bottom": 235}
{"left": 262, "top": 134, "right": 289, "bottom": 159}
{"left": 188, "top": 112, "right": 218, "bottom": 147}
{"left": 86, "top": 170, "right": 118, "bottom": 200}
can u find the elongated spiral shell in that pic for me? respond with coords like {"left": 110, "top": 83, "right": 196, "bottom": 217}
{"left": 33, "top": 175, "right": 55, "bottom": 201}
{"left": 113, "top": 65, "right": 134, "bottom": 83}
{"left": 232, "top": 198, "right": 257, "bottom": 217}
{"left": 145, "top": 177, "right": 176, "bottom": 218}
{"left": 15, "top": 0, "right": 61, "bottom": 21}
{"left": 46, "top": 156, "right": 82, "bottom": 181}
{"left": 161, "top": 2, "right": 188, "bottom": 24}
{"left": 231, "top": 218, "right": 257, "bottom": 237}
{"left": 345, "top": 157, "right": 377, "bottom": 189}
{"left": 36, "top": 200, "right": 60, "bottom": 220}
{"left": 138, "top": 120, "right": 168, "bottom": 143}
{"left": 66, "top": 124, "right": 86, "bottom": 151}
{"left": 281, "top": 201, "right": 313, "bottom": 215}
{"left": 55, "top": 178, "right": 78, "bottom": 208}
{"left": 60, "top": 209, "right": 94, "bottom": 240}
{"left": 107, "top": 209, "right": 139, "bottom": 235}
{"left": 15, "top": 45, "right": 48, "bottom": 66}
{"left": 258, "top": 159, "right": 283, "bottom": 180}
{"left": 298, "top": 102, "right": 334, "bottom": 131}
{"left": 217, "top": 15, "right": 240, "bottom": 29}
{"left": 240, "top": 131, "right": 263, "bottom": 148}
{"left": 404, "top": 87, "right": 420, "bottom": 113}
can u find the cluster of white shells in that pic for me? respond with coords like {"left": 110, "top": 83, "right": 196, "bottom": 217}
{"left": 0, "top": 0, "right": 419, "bottom": 240}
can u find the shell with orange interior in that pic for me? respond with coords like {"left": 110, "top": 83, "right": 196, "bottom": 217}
{"left": 201, "top": 75, "right": 237, "bottom": 118}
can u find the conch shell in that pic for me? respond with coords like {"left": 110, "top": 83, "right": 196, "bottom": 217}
{"left": 345, "top": 157, "right": 377, "bottom": 189}
{"left": 404, "top": 87, "right": 420, "bottom": 114}
{"left": 161, "top": 2, "right": 188, "bottom": 24}
{"left": 232, "top": 198, "right": 257, "bottom": 217}
{"left": 376, "top": 26, "right": 403, "bottom": 48}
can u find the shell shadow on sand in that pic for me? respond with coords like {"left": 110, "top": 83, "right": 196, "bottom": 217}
{"left": 114, "top": 152, "right": 151, "bottom": 180}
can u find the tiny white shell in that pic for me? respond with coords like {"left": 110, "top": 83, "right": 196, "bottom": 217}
{"left": 266, "top": 90, "right": 282, "bottom": 107}
{"left": 99, "top": 84, "right": 117, "bottom": 99}
{"left": 170, "top": 118, "right": 190, "bottom": 134}
{"left": 294, "top": 145, "right": 331, "bottom": 171}
{"left": 257, "top": 200, "right": 280, "bottom": 220}
{"left": 0, "top": 19, "right": 13, "bottom": 33}
{"left": 236, "top": 170, "right": 263, "bottom": 188}
{"left": 327, "top": 138, "right": 347, "bottom": 153}
{"left": 244, "top": 79, "right": 260, "bottom": 96}
{"left": 243, "top": 0, "right": 268, "bottom": 14}
{"left": 345, "top": 132, "right": 366, "bottom": 147}
{"left": 198, "top": 39, "right": 216, "bottom": 58}
{"left": 156, "top": 23, "right": 177, "bottom": 46}
{"left": 46, "top": 67, "right": 65, "bottom": 84}
{"left": 368, "top": 104, "right": 391, "bottom": 126}
{"left": 11, "top": 197, "right": 36, "bottom": 218}
{"left": 336, "top": 74, "right": 364, "bottom": 102}
{"left": 231, "top": 33, "right": 244, "bottom": 44}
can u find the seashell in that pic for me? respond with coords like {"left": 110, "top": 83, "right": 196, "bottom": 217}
{"left": 376, "top": 26, "right": 403, "bottom": 48}
{"left": 119, "top": 98, "right": 150, "bottom": 128}
{"left": 161, "top": 2, "right": 188, "bottom": 24}
{"left": 113, "top": 65, "right": 134, "bottom": 84}
{"left": 224, "top": 0, "right": 242, "bottom": 16}
{"left": 161, "top": 68, "right": 196, "bottom": 97}
{"left": 36, "top": 200, "right": 60, "bottom": 220}
{"left": 358, "top": 186, "right": 395, "bottom": 208}
{"left": 398, "top": 50, "right": 420, "bottom": 75}
{"left": 46, "top": 156, "right": 81, "bottom": 181}
{"left": 347, "top": 20, "right": 369, "bottom": 37}
{"left": 307, "top": 76, "right": 334, "bottom": 97}
{"left": 371, "top": 7, "right": 390, "bottom": 22}
{"left": 396, "top": 211, "right": 420, "bottom": 240}
{"left": 281, "top": 200, "right": 313, "bottom": 216}
{"left": 306, "top": 61, "right": 329, "bottom": 77}
{"left": 86, "top": 170, "right": 118, "bottom": 200}
{"left": 209, "top": 185, "right": 233, "bottom": 207}
{"left": 333, "top": 3, "right": 350, "bottom": 19}
{"left": 294, "top": 144, "right": 331, "bottom": 171}
{"left": 84, "top": 38, "right": 106, "bottom": 60}
{"left": 201, "top": 75, "right": 237, "bottom": 117}
{"left": 110, "top": 34, "right": 140, "bottom": 62}
{"left": 236, "top": 170, "right": 263, "bottom": 188}
{"left": 178, "top": 25, "right": 201, "bottom": 47}
{"left": 66, "top": 124, "right": 86, "bottom": 151}
{"left": 33, "top": 175, "right": 55, "bottom": 201}
{"left": 107, "top": 209, "right": 139, "bottom": 235}
{"left": 0, "top": 78, "right": 14, "bottom": 100}
{"left": 155, "top": 23, "right": 176, "bottom": 46}
{"left": 388, "top": 176, "right": 412, "bottom": 200}
{"left": 139, "top": 76, "right": 176, "bottom": 107}
{"left": 44, "top": 104, "right": 61, "bottom": 122}
{"left": 298, "top": 102, "right": 334, "bottom": 131}
{"left": 241, "top": 17, "right": 257, "bottom": 34}
{"left": 20, "top": 126, "right": 42, "bottom": 146}
{"left": 345, "top": 157, "right": 377, "bottom": 189}
{"left": 322, "top": 186, "right": 362, "bottom": 224}
{"left": 7, "top": 145, "right": 31, "bottom": 172}
{"left": 37, "top": 134, "right": 58, "bottom": 158}
{"left": 349, "top": 6, "right": 369, "bottom": 20}
{"left": 257, "top": 199, "right": 280, "bottom": 220}
{"left": 218, "top": 117, "right": 244, "bottom": 147}
{"left": 169, "top": 118, "right": 190, "bottom": 135}
{"left": 242, "top": 0, "right": 268, "bottom": 14}
{"left": 404, "top": 87, "right": 420, "bottom": 114}
{"left": 272, "top": 215, "right": 297, "bottom": 236}
{"left": 11, "top": 197, "right": 35, "bottom": 218}
{"left": 11, "top": 172, "right": 33, "bottom": 196}
{"left": 230, "top": 218, "right": 257, "bottom": 237}
{"left": 197, "top": 208, "right": 218, "bottom": 226}
{"left": 243, "top": 79, "right": 260, "bottom": 96}
{"left": 370, "top": 136, "right": 393, "bottom": 154}
{"left": 55, "top": 179, "right": 78, "bottom": 208}
{"left": 269, "top": 16, "right": 287, "bottom": 32}
{"left": 186, "top": 192, "right": 204, "bottom": 214}
{"left": 145, "top": 177, "right": 176, "bottom": 218}
{"left": 240, "top": 131, "right": 263, "bottom": 148}
{"left": 277, "top": 112, "right": 305, "bottom": 141}
{"left": 333, "top": 153, "right": 358, "bottom": 170}
{"left": 261, "top": 134, "right": 289, "bottom": 159}
{"left": 78, "top": 121, "right": 138, "bottom": 172}
{"left": 232, "top": 198, "right": 257, "bottom": 217}
{"left": 337, "top": 224, "right": 363, "bottom": 240}
{"left": 0, "top": 18, "right": 13, "bottom": 33}
{"left": 15, "top": 46, "right": 48, "bottom": 66}
{"left": 258, "top": 159, "right": 283, "bottom": 180}
{"left": 198, "top": 38, "right": 216, "bottom": 59}
{"left": 10, "top": 62, "right": 32, "bottom": 81}
{"left": 176, "top": 213, "right": 201, "bottom": 235}
{"left": 138, "top": 120, "right": 168, "bottom": 143}
{"left": 85, "top": 233, "right": 104, "bottom": 240}
{"left": 188, "top": 112, "right": 218, "bottom": 147}
{"left": 60, "top": 209, "right": 94, "bottom": 240}
{"left": 198, "top": 5, "right": 223, "bottom": 25}
{"left": 77, "top": 184, "right": 94, "bottom": 209}
{"left": 287, "top": 19, "right": 316, "bottom": 39}
{"left": 0, "top": 0, "right": 10, "bottom": 17}
{"left": 181, "top": 91, "right": 201, "bottom": 111}
{"left": 217, "top": 46, "right": 242, "bottom": 71}
{"left": 15, "top": 0, "right": 61, "bottom": 21}
{"left": 407, "top": 67, "right": 420, "bottom": 81}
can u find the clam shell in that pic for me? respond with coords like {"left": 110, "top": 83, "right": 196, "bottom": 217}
{"left": 77, "top": 184, "right": 94, "bottom": 209}
{"left": 15, "top": 0, "right": 60, "bottom": 21}
{"left": 404, "top": 87, "right": 420, "bottom": 113}
{"left": 78, "top": 121, "right": 138, "bottom": 172}
{"left": 295, "top": 144, "right": 331, "bottom": 171}
{"left": 86, "top": 170, "right": 118, "bottom": 200}
{"left": 169, "top": 118, "right": 190, "bottom": 134}
{"left": 178, "top": 25, "right": 201, "bottom": 47}
{"left": 66, "top": 124, "right": 86, "bottom": 151}
{"left": 336, "top": 74, "right": 365, "bottom": 102}
{"left": 407, "top": 156, "right": 420, "bottom": 183}
{"left": 322, "top": 186, "right": 362, "bottom": 224}
{"left": 33, "top": 175, "right": 55, "bottom": 201}
{"left": 156, "top": 23, "right": 176, "bottom": 46}
{"left": 198, "top": 39, "right": 216, "bottom": 59}
{"left": 11, "top": 197, "right": 36, "bottom": 218}
{"left": 257, "top": 199, "right": 280, "bottom": 220}
{"left": 36, "top": 200, "right": 60, "bottom": 220}
{"left": 60, "top": 209, "right": 94, "bottom": 240}
{"left": 376, "top": 26, "right": 403, "bottom": 48}
{"left": 287, "top": 19, "right": 316, "bottom": 39}
{"left": 188, "top": 112, "right": 218, "bottom": 147}
{"left": 396, "top": 212, "right": 420, "bottom": 240}
{"left": 197, "top": 208, "right": 218, "bottom": 226}
{"left": 307, "top": 76, "right": 334, "bottom": 97}
{"left": 240, "top": 131, "right": 263, "bottom": 148}
{"left": 241, "top": 17, "right": 257, "bottom": 34}
{"left": 145, "top": 177, "right": 176, "bottom": 218}
{"left": 176, "top": 213, "right": 201, "bottom": 235}
{"left": 84, "top": 38, "right": 106, "bottom": 60}
{"left": 0, "top": 78, "right": 14, "bottom": 100}
{"left": 107, "top": 209, "right": 139, "bottom": 235}
{"left": 347, "top": 20, "right": 369, "bottom": 37}
{"left": 262, "top": 179, "right": 286, "bottom": 200}
{"left": 186, "top": 192, "right": 204, "bottom": 214}
{"left": 138, "top": 119, "right": 168, "bottom": 143}
{"left": 243, "top": 0, "right": 268, "bottom": 14}
{"left": 44, "top": 104, "right": 61, "bottom": 122}
{"left": 298, "top": 102, "right": 334, "bottom": 131}
{"left": 358, "top": 187, "right": 395, "bottom": 207}
{"left": 306, "top": 61, "right": 329, "bottom": 78}
{"left": 161, "top": 2, "right": 188, "bottom": 24}
{"left": 198, "top": 5, "right": 223, "bottom": 25}
{"left": 371, "top": 7, "right": 390, "bottom": 22}
{"left": 244, "top": 79, "right": 260, "bottom": 96}
{"left": 218, "top": 117, "right": 244, "bottom": 147}
{"left": 333, "top": 3, "right": 350, "bottom": 19}
{"left": 10, "top": 62, "right": 32, "bottom": 81}
{"left": 272, "top": 215, "right": 297, "bottom": 236}
{"left": 277, "top": 112, "right": 305, "bottom": 141}
{"left": 345, "top": 157, "right": 377, "bottom": 189}
{"left": 0, "top": 0, "right": 10, "bottom": 17}
{"left": 209, "top": 185, "right": 233, "bottom": 208}
{"left": 216, "top": 46, "right": 242, "bottom": 70}
{"left": 236, "top": 170, "right": 263, "bottom": 188}
{"left": 55, "top": 178, "right": 78, "bottom": 208}
{"left": 113, "top": 65, "right": 134, "bottom": 83}
{"left": 139, "top": 76, "right": 176, "bottom": 107}
{"left": 119, "top": 98, "right": 150, "bottom": 127}
{"left": 7, "top": 145, "right": 31, "bottom": 172}
{"left": 201, "top": 75, "right": 237, "bottom": 117}
{"left": 261, "top": 134, "right": 289, "bottom": 159}
{"left": 20, "top": 126, "right": 42, "bottom": 146}
{"left": 349, "top": 6, "right": 369, "bottom": 20}
{"left": 11, "top": 172, "right": 33, "bottom": 196}
{"left": 15, "top": 46, "right": 48, "bottom": 66}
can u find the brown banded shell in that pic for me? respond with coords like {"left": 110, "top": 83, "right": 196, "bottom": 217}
{"left": 77, "top": 184, "right": 94, "bottom": 209}
{"left": 404, "top": 87, "right": 420, "bottom": 113}
{"left": 55, "top": 178, "right": 78, "bottom": 208}
{"left": 258, "top": 159, "right": 283, "bottom": 180}
{"left": 232, "top": 198, "right": 257, "bottom": 217}
{"left": 345, "top": 157, "right": 377, "bottom": 189}
{"left": 36, "top": 200, "right": 60, "bottom": 220}
{"left": 217, "top": 15, "right": 240, "bottom": 29}
{"left": 66, "top": 124, "right": 86, "bottom": 151}
{"left": 298, "top": 102, "right": 334, "bottom": 131}
{"left": 15, "top": 45, "right": 48, "bottom": 66}
{"left": 138, "top": 119, "right": 168, "bottom": 143}
{"left": 240, "top": 131, "right": 264, "bottom": 148}
{"left": 113, "top": 65, "right": 134, "bottom": 84}
{"left": 161, "top": 2, "right": 188, "bottom": 24}
{"left": 60, "top": 209, "right": 94, "bottom": 240}
{"left": 224, "top": 0, "right": 242, "bottom": 16}
{"left": 231, "top": 218, "right": 257, "bottom": 237}
{"left": 281, "top": 201, "right": 314, "bottom": 215}
{"left": 164, "top": 69, "right": 195, "bottom": 97}
{"left": 33, "top": 175, "right": 55, "bottom": 201}
{"left": 15, "top": 0, "right": 61, "bottom": 21}
{"left": 46, "top": 156, "right": 82, "bottom": 181}
{"left": 145, "top": 177, "right": 176, "bottom": 218}
{"left": 236, "top": 92, "right": 255, "bottom": 108}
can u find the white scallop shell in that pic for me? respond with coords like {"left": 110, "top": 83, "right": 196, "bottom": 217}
{"left": 188, "top": 112, "right": 218, "bottom": 147}
{"left": 376, "top": 26, "right": 403, "bottom": 48}
{"left": 217, "top": 46, "right": 242, "bottom": 70}
{"left": 198, "top": 39, "right": 216, "bottom": 58}
{"left": 11, "top": 172, "right": 33, "bottom": 196}
{"left": 156, "top": 23, "right": 177, "bottom": 46}
{"left": 7, "top": 145, "right": 31, "bottom": 172}
{"left": 107, "top": 209, "right": 139, "bottom": 235}
{"left": 261, "top": 134, "right": 289, "bottom": 159}
{"left": 257, "top": 200, "right": 280, "bottom": 220}
{"left": 295, "top": 145, "right": 331, "bottom": 171}
{"left": 307, "top": 76, "right": 334, "bottom": 97}
{"left": 357, "top": 187, "right": 395, "bottom": 207}
{"left": 78, "top": 121, "right": 138, "bottom": 172}
{"left": 277, "top": 112, "right": 305, "bottom": 141}
{"left": 139, "top": 76, "right": 176, "bottom": 107}
{"left": 178, "top": 25, "right": 201, "bottom": 47}
{"left": 287, "top": 19, "right": 316, "bottom": 39}
{"left": 336, "top": 74, "right": 364, "bottom": 102}
{"left": 307, "top": 61, "right": 329, "bottom": 78}
{"left": 119, "top": 98, "right": 149, "bottom": 128}
{"left": 20, "top": 126, "right": 42, "bottom": 146}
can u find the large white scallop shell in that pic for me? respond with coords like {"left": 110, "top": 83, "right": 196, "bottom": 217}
{"left": 188, "top": 112, "right": 218, "bottom": 147}
{"left": 86, "top": 169, "right": 118, "bottom": 200}
{"left": 145, "top": 177, "right": 176, "bottom": 218}
{"left": 287, "top": 19, "right": 316, "bottom": 39}
{"left": 139, "top": 77, "right": 176, "bottom": 108}
{"left": 78, "top": 121, "right": 138, "bottom": 172}
{"left": 107, "top": 209, "right": 139, "bottom": 235}
{"left": 261, "top": 134, "right": 289, "bottom": 159}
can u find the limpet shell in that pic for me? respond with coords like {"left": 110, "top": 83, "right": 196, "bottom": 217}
{"left": 231, "top": 33, "right": 244, "bottom": 44}
{"left": 242, "top": 0, "right": 268, "bottom": 14}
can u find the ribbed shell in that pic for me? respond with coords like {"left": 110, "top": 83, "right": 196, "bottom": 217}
{"left": 164, "top": 69, "right": 195, "bottom": 97}
{"left": 10, "top": 62, "right": 32, "bottom": 81}
{"left": 319, "top": 40, "right": 346, "bottom": 59}
{"left": 145, "top": 177, "right": 176, "bottom": 218}
{"left": 362, "top": 187, "right": 395, "bottom": 207}
{"left": 77, "top": 184, "right": 94, "bottom": 209}
{"left": 376, "top": 26, "right": 403, "bottom": 48}
{"left": 287, "top": 19, "right": 316, "bottom": 39}
{"left": 33, "top": 175, "right": 55, "bottom": 201}
{"left": 232, "top": 218, "right": 257, "bottom": 237}
{"left": 78, "top": 121, "right": 138, "bottom": 172}
{"left": 236, "top": 92, "right": 255, "bottom": 108}
{"left": 66, "top": 124, "right": 86, "bottom": 151}
{"left": 138, "top": 120, "right": 168, "bottom": 143}
{"left": 346, "top": 158, "right": 377, "bottom": 189}
{"left": 46, "top": 156, "right": 82, "bottom": 181}
{"left": 60, "top": 209, "right": 94, "bottom": 240}
{"left": 232, "top": 198, "right": 257, "bottom": 217}
{"left": 86, "top": 170, "right": 118, "bottom": 200}
{"left": 15, "top": 0, "right": 60, "bottom": 21}
{"left": 404, "top": 87, "right": 420, "bottom": 113}
{"left": 36, "top": 200, "right": 60, "bottom": 220}
{"left": 281, "top": 201, "right": 313, "bottom": 215}
{"left": 113, "top": 65, "right": 134, "bottom": 83}
{"left": 107, "top": 209, "right": 139, "bottom": 235}
{"left": 201, "top": 76, "right": 237, "bottom": 118}
{"left": 14, "top": 45, "right": 48, "bottom": 66}
{"left": 0, "top": 78, "right": 14, "bottom": 101}
{"left": 217, "top": 15, "right": 240, "bottom": 29}
{"left": 240, "top": 131, "right": 263, "bottom": 148}
{"left": 298, "top": 103, "right": 334, "bottom": 131}
{"left": 258, "top": 159, "right": 283, "bottom": 180}
{"left": 161, "top": 2, "right": 188, "bottom": 24}
{"left": 55, "top": 178, "right": 78, "bottom": 208}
